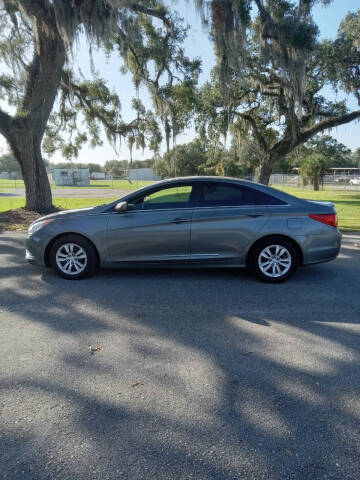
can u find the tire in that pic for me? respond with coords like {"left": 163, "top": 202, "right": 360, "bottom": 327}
{"left": 248, "top": 236, "right": 299, "bottom": 283}
{"left": 50, "top": 234, "right": 98, "bottom": 280}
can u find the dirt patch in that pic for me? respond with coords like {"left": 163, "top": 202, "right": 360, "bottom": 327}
{"left": 0, "top": 208, "right": 50, "bottom": 231}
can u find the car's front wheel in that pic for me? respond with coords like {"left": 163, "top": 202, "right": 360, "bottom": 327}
{"left": 50, "top": 234, "right": 98, "bottom": 280}
{"left": 248, "top": 236, "right": 299, "bottom": 283}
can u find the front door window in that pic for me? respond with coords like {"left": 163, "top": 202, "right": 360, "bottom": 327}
{"left": 130, "top": 185, "right": 194, "bottom": 210}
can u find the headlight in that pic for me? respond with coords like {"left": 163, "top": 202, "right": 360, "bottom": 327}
{"left": 28, "top": 219, "right": 54, "bottom": 236}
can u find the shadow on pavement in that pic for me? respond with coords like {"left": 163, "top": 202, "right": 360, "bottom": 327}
{"left": 0, "top": 233, "right": 360, "bottom": 480}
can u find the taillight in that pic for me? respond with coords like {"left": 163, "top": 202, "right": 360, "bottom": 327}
{"left": 309, "top": 213, "right": 338, "bottom": 228}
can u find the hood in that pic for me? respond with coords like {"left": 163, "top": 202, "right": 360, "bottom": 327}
{"left": 32, "top": 206, "right": 101, "bottom": 224}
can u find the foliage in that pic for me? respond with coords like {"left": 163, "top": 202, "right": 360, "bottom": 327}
{"left": 353, "top": 148, "right": 360, "bottom": 168}
{"left": 280, "top": 135, "right": 354, "bottom": 173}
{"left": 300, "top": 153, "right": 330, "bottom": 190}
{"left": 195, "top": 2, "right": 360, "bottom": 183}
{"left": 105, "top": 7, "right": 201, "bottom": 156}
{"left": 103, "top": 160, "right": 128, "bottom": 177}
{"left": 153, "top": 138, "right": 245, "bottom": 178}
{"left": 154, "top": 139, "right": 206, "bottom": 177}
{"left": 199, "top": 146, "right": 242, "bottom": 177}
{"left": 43, "top": 73, "right": 162, "bottom": 161}
{"left": 307, "top": 136, "right": 353, "bottom": 168}
{"left": 0, "top": 0, "right": 198, "bottom": 212}
{"left": 103, "top": 158, "right": 154, "bottom": 177}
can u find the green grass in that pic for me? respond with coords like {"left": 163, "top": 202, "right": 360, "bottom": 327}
{"left": 0, "top": 179, "right": 25, "bottom": 190}
{"left": 276, "top": 187, "right": 360, "bottom": 231}
{"left": 0, "top": 197, "right": 118, "bottom": 213}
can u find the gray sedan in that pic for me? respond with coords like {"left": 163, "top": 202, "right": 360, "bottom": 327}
{"left": 26, "top": 177, "right": 341, "bottom": 282}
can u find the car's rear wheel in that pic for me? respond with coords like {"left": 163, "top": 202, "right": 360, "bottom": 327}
{"left": 248, "top": 236, "right": 299, "bottom": 283}
{"left": 50, "top": 234, "right": 98, "bottom": 280}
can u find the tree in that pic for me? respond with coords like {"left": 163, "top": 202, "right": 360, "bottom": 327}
{"left": 104, "top": 160, "right": 128, "bottom": 178}
{"left": 353, "top": 148, "right": 360, "bottom": 168}
{"left": 196, "top": 2, "right": 360, "bottom": 184}
{"left": 300, "top": 153, "right": 329, "bottom": 190}
{"left": 0, "top": 0, "right": 188, "bottom": 212}
{"left": 44, "top": 76, "right": 165, "bottom": 165}
{"left": 279, "top": 135, "right": 353, "bottom": 173}
{"left": 307, "top": 136, "right": 353, "bottom": 168}
{"left": 154, "top": 139, "right": 206, "bottom": 177}
{"left": 82, "top": 163, "right": 104, "bottom": 174}
{"left": 109, "top": 11, "right": 201, "bottom": 161}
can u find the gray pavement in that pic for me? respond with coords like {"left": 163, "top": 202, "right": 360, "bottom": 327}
{"left": 1, "top": 232, "right": 360, "bottom": 480}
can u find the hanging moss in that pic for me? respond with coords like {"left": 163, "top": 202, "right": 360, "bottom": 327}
{"left": 196, "top": 0, "right": 321, "bottom": 114}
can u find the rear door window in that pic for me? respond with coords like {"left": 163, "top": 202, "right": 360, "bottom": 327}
{"left": 198, "top": 183, "right": 257, "bottom": 207}
{"left": 254, "top": 190, "right": 287, "bottom": 205}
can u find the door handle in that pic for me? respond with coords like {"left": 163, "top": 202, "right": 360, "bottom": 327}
{"left": 171, "top": 218, "right": 188, "bottom": 224}
{"left": 246, "top": 214, "right": 265, "bottom": 218}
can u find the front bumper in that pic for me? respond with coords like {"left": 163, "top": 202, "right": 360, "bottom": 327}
{"left": 26, "top": 234, "right": 47, "bottom": 267}
{"left": 25, "top": 248, "right": 37, "bottom": 264}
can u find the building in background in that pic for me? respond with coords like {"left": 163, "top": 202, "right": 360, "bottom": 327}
{"left": 90, "top": 171, "right": 112, "bottom": 180}
{"left": 52, "top": 168, "right": 90, "bottom": 186}
{"left": 128, "top": 168, "right": 160, "bottom": 182}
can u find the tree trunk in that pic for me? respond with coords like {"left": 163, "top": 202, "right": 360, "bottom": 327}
{"left": 0, "top": 8, "right": 66, "bottom": 213}
{"left": 313, "top": 177, "right": 319, "bottom": 191}
{"left": 129, "top": 144, "right": 133, "bottom": 167}
{"left": 8, "top": 123, "right": 52, "bottom": 212}
{"left": 257, "top": 153, "right": 274, "bottom": 185}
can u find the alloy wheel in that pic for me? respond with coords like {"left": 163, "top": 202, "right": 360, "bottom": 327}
{"left": 55, "top": 243, "right": 88, "bottom": 276}
{"left": 258, "top": 244, "right": 292, "bottom": 278}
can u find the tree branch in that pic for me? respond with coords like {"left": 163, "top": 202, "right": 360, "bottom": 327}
{"left": 16, "top": 0, "right": 50, "bottom": 22}
{"left": 130, "top": 3, "right": 171, "bottom": 28}
{"left": 298, "top": 110, "right": 360, "bottom": 145}
{"left": 0, "top": 108, "right": 12, "bottom": 138}
{"left": 234, "top": 111, "right": 269, "bottom": 152}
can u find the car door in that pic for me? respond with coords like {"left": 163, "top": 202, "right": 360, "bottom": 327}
{"left": 107, "top": 183, "right": 195, "bottom": 263}
{"left": 190, "top": 182, "right": 270, "bottom": 263}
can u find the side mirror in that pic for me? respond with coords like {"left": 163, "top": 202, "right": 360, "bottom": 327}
{"left": 114, "top": 201, "right": 128, "bottom": 213}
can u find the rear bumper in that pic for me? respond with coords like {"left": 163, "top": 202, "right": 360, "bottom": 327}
{"left": 299, "top": 227, "right": 342, "bottom": 265}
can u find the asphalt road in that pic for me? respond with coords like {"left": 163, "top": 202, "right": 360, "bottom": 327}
{"left": 1, "top": 232, "right": 360, "bottom": 480}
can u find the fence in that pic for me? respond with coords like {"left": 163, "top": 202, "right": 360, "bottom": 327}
{"left": 0, "top": 178, "right": 24, "bottom": 190}
{"left": 269, "top": 174, "right": 360, "bottom": 191}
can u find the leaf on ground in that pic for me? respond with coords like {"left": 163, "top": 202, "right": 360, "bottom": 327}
{"left": 88, "top": 345, "right": 101, "bottom": 354}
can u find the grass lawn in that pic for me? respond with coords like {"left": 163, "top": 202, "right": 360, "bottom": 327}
{"left": 0, "top": 197, "right": 118, "bottom": 213}
{"left": 276, "top": 187, "right": 360, "bottom": 231}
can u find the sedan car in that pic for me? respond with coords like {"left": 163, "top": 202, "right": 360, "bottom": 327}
{"left": 26, "top": 176, "right": 341, "bottom": 282}
{"left": 349, "top": 177, "right": 360, "bottom": 185}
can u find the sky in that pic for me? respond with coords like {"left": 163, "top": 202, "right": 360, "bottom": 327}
{"left": 0, "top": 0, "right": 359, "bottom": 164}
